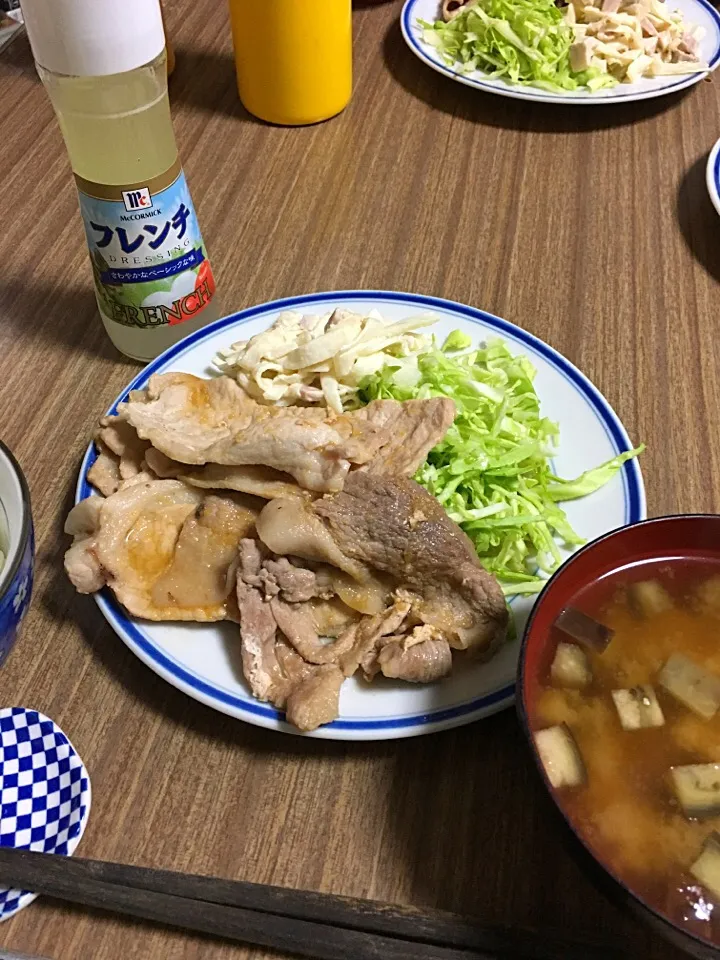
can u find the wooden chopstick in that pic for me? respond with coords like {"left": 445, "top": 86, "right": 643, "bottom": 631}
{"left": 0, "top": 848, "right": 625, "bottom": 960}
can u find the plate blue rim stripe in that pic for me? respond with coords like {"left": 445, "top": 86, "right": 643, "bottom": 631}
{"left": 401, "top": 0, "right": 720, "bottom": 102}
{"left": 709, "top": 137, "right": 720, "bottom": 216}
{"left": 76, "top": 290, "right": 645, "bottom": 733}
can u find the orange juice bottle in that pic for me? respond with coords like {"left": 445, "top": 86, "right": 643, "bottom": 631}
{"left": 228, "top": 0, "right": 352, "bottom": 126}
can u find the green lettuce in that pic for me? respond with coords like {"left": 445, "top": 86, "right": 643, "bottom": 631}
{"left": 358, "top": 336, "right": 643, "bottom": 595}
{"left": 419, "top": 0, "right": 616, "bottom": 92}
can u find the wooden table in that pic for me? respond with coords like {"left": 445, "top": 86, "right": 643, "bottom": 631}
{"left": 0, "top": 0, "right": 717, "bottom": 956}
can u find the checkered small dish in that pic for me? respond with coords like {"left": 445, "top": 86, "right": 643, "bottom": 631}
{"left": 0, "top": 707, "right": 91, "bottom": 921}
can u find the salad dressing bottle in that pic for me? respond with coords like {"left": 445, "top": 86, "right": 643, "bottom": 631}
{"left": 20, "top": 0, "right": 219, "bottom": 361}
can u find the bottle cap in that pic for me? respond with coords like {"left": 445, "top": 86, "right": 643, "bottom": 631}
{"left": 20, "top": 0, "right": 165, "bottom": 77}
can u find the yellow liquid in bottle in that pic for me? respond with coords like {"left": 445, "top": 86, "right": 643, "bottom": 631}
{"left": 39, "top": 53, "right": 220, "bottom": 361}
{"left": 228, "top": 0, "right": 352, "bottom": 126}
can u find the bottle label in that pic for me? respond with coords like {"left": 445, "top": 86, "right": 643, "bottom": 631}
{"left": 75, "top": 159, "right": 216, "bottom": 331}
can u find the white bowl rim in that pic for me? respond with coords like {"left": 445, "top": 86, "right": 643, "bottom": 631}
{"left": 0, "top": 441, "right": 31, "bottom": 601}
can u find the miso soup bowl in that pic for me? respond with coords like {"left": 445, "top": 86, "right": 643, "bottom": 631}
{"left": 0, "top": 441, "right": 33, "bottom": 666}
{"left": 518, "top": 515, "right": 720, "bottom": 960}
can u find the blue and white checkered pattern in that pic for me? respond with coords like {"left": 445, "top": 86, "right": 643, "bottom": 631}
{"left": 0, "top": 707, "right": 91, "bottom": 922}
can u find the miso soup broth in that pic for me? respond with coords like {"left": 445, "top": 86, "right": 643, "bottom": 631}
{"left": 530, "top": 557, "right": 720, "bottom": 946}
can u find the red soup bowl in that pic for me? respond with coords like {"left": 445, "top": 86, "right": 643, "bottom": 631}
{"left": 518, "top": 515, "right": 720, "bottom": 960}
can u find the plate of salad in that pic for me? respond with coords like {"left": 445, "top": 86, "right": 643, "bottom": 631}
{"left": 401, "top": 0, "right": 720, "bottom": 103}
{"left": 74, "top": 291, "right": 644, "bottom": 740}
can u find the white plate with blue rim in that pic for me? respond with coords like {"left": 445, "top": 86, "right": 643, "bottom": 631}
{"left": 0, "top": 707, "right": 91, "bottom": 921}
{"left": 75, "top": 291, "right": 645, "bottom": 741}
{"left": 707, "top": 136, "right": 720, "bottom": 214}
{"left": 401, "top": 0, "right": 720, "bottom": 105}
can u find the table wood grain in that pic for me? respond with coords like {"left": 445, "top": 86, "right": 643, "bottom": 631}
{"left": 0, "top": 0, "right": 718, "bottom": 956}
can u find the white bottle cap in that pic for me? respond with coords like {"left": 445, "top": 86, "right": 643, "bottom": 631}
{"left": 20, "top": 0, "right": 166, "bottom": 77}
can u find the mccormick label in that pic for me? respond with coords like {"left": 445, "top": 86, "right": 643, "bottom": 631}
{"left": 75, "top": 159, "right": 216, "bottom": 331}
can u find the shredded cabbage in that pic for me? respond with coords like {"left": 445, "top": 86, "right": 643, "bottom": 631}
{"left": 359, "top": 336, "right": 643, "bottom": 595}
{"left": 419, "top": 0, "right": 616, "bottom": 92}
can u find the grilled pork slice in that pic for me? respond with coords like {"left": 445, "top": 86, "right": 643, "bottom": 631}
{"left": 118, "top": 372, "right": 454, "bottom": 494}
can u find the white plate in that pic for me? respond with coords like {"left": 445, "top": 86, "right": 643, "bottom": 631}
{"left": 707, "top": 137, "right": 720, "bottom": 214}
{"left": 401, "top": 0, "right": 720, "bottom": 104}
{"left": 75, "top": 291, "right": 645, "bottom": 740}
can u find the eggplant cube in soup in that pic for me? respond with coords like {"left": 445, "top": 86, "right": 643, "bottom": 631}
{"left": 695, "top": 576, "right": 720, "bottom": 614}
{"left": 554, "top": 608, "right": 613, "bottom": 653}
{"left": 628, "top": 580, "right": 673, "bottom": 618}
{"left": 671, "top": 764, "right": 720, "bottom": 819}
{"left": 691, "top": 833, "right": 720, "bottom": 900}
{"left": 611, "top": 686, "right": 665, "bottom": 731}
{"left": 659, "top": 654, "right": 720, "bottom": 721}
{"left": 551, "top": 643, "right": 592, "bottom": 689}
{"left": 534, "top": 724, "right": 586, "bottom": 789}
